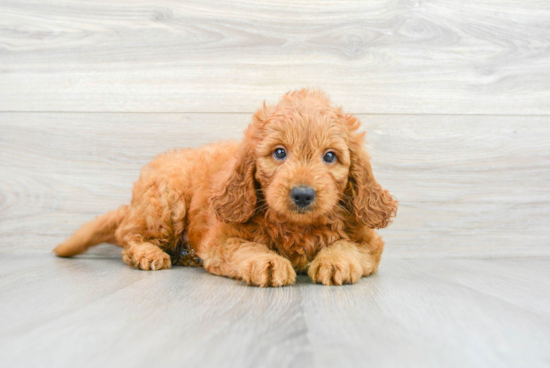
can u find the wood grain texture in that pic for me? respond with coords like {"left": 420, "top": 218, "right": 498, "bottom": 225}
{"left": 1, "top": 254, "right": 549, "bottom": 368}
{"left": 0, "top": 0, "right": 549, "bottom": 113}
{"left": 1, "top": 112, "right": 549, "bottom": 257}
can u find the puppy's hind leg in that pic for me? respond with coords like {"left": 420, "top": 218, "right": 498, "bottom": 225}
{"left": 122, "top": 241, "right": 172, "bottom": 271}
{"left": 115, "top": 169, "right": 189, "bottom": 271}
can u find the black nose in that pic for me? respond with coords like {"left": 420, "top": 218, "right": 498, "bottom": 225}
{"left": 291, "top": 186, "right": 316, "bottom": 208}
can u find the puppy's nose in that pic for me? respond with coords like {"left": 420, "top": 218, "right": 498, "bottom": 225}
{"left": 291, "top": 186, "right": 316, "bottom": 208}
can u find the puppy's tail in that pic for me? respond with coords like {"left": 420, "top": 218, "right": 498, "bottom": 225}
{"left": 53, "top": 205, "right": 129, "bottom": 257}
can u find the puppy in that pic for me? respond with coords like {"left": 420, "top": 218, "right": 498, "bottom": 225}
{"left": 54, "top": 89, "right": 397, "bottom": 286}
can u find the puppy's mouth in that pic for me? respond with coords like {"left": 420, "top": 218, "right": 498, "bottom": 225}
{"left": 290, "top": 203, "right": 315, "bottom": 215}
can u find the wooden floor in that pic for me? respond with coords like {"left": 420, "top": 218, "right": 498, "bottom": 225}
{"left": 2, "top": 0, "right": 550, "bottom": 366}
{"left": 1, "top": 248, "right": 549, "bottom": 368}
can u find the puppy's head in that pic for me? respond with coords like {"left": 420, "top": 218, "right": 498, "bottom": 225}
{"left": 211, "top": 89, "right": 397, "bottom": 228}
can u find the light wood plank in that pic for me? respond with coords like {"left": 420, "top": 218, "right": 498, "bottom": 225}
{"left": 1, "top": 112, "right": 550, "bottom": 257}
{"left": 0, "top": 254, "right": 311, "bottom": 368}
{"left": 1, "top": 0, "right": 550, "bottom": 113}
{"left": 1, "top": 256, "right": 549, "bottom": 367}
{"left": 412, "top": 258, "right": 550, "bottom": 316}
{"left": 302, "top": 258, "right": 550, "bottom": 368}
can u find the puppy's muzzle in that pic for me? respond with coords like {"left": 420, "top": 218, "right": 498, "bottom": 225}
{"left": 291, "top": 186, "right": 315, "bottom": 208}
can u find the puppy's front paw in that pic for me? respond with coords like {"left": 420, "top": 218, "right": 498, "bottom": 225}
{"left": 122, "top": 245, "right": 172, "bottom": 271}
{"left": 308, "top": 248, "right": 362, "bottom": 286}
{"left": 240, "top": 254, "right": 296, "bottom": 287}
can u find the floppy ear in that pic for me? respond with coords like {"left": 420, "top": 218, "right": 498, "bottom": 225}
{"left": 345, "top": 117, "right": 398, "bottom": 229}
{"left": 210, "top": 143, "right": 257, "bottom": 223}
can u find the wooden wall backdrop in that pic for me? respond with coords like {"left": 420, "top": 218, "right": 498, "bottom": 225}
{"left": 1, "top": 0, "right": 549, "bottom": 258}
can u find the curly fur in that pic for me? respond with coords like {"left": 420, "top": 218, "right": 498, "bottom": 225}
{"left": 54, "top": 89, "right": 398, "bottom": 286}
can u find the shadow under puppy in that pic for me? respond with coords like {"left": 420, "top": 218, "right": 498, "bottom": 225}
{"left": 54, "top": 89, "right": 398, "bottom": 286}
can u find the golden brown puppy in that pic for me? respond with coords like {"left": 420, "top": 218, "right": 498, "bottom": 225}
{"left": 54, "top": 89, "right": 397, "bottom": 286}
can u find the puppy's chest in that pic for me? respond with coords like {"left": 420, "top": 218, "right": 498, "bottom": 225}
{"left": 262, "top": 225, "right": 347, "bottom": 270}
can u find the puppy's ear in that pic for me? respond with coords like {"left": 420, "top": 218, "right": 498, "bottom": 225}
{"left": 210, "top": 143, "right": 257, "bottom": 223}
{"left": 345, "top": 115, "right": 398, "bottom": 228}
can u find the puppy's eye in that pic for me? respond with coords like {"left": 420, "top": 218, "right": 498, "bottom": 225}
{"left": 323, "top": 151, "right": 337, "bottom": 164}
{"left": 273, "top": 147, "right": 287, "bottom": 160}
